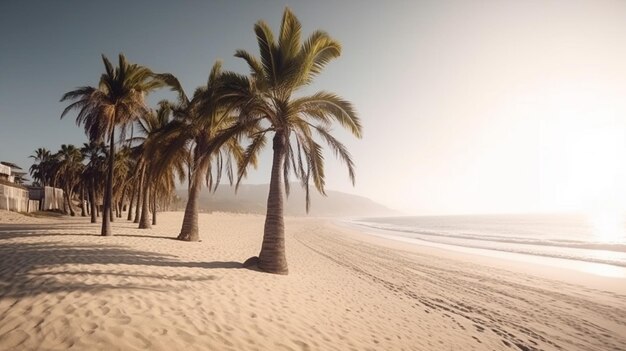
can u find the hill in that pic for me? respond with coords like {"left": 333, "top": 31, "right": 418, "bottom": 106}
{"left": 174, "top": 184, "right": 398, "bottom": 217}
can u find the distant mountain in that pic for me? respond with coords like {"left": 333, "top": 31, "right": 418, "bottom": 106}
{"left": 174, "top": 184, "right": 399, "bottom": 217}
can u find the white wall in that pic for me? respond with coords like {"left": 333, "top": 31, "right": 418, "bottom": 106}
{"left": 0, "top": 184, "right": 30, "bottom": 212}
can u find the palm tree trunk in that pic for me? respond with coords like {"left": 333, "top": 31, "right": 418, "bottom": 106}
{"left": 80, "top": 184, "right": 87, "bottom": 217}
{"left": 110, "top": 201, "right": 114, "bottom": 222}
{"left": 110, "top": 191, "right": 116, "bottom": 222}
{"left": 119, "top": 182, "right": 129, "bottom": 218}
{"left": 62, "top": 198, "right": 68, "bottom": 215}
{"left": 151, "top": 185, "right": 157, "bottom": 226}
{"left": 258, "top": 133, "right": 288, "bottom": 274}
{"left": 101, "top": 130, "right": 114, "bottom": 236}
{"left": 134, "top": 168, "right": 144, "bottom": 223}
{"left": 127, "top": 183, "right": 136, "bottom": 221}
{"left": 89, "top": 181, "right": 97, "bottom": 223}
{"left": 66, "top": 188, "right": 76, "bottom": 216}
{"left": 95, "top": 189, "right": 100, "bottom": 217}
{"left": 114, "top": 198, "right": 120, "bottom": 218}
{"left": 119, "top": 185, "right": 127, "bottom": 218}
{"left": 138, "top": 173, "right": 151, "bottom": 229}
{"left": 177, "top": 173, "right": 201, "bottom": 241}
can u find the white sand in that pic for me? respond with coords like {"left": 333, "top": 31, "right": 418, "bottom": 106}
{"left": 0, "top": 211, "right": 624, "bottom": 350}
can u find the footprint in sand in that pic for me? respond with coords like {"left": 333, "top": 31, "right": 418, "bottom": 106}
{"left": 64, "top": 304, "right": 76, "bottom": 314}
{"left": 175, "top": 328, "right": 196, "bottom": 343}
{"left": 129, "top": 331, "right": 152, "bottom": 349}
{"left": 0, "top": 329, "right": 30, "bottom": 349}
{"left": 82, "top": 322, "right": 98, "bottom": 332}
{"left": 99, "top": 306, "right": 110, "bottom": 316}
{"left": 108, "top": 326, "right": 125, "bottom": 338}
{"left": 152, "top": 327, "right": 167, "bottom": 336}
{"left": 113, "top": 314, "right": 132, "bottom": 325}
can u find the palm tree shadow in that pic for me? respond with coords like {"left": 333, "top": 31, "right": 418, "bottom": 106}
{"left": 115, "top": 234, "right": 178, "bottom": 241}
{"left": 0, "top": 240, "right": 243, "bottom": 299}
{"left": 0, "top": 223, "right": 97, "bottom": 231}
{"left": 0, "top": 232, "right": 100, "bottom": 240}
{"left": 197, "top": 261, "right": 243, "bottom": 269}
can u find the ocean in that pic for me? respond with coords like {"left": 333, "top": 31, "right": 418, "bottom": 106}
{"left": 350, "top": 214, "right": 626, "bottom": 268}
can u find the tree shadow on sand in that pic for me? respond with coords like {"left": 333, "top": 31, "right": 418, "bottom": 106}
{"left": 0, "top": 224, "right": 95, "bottom": 231}
{"left": 0, "top": 240, "right": 243, "bottom": 299}
{"left": 0, "top": 223, "right": 177, "bottom": 241}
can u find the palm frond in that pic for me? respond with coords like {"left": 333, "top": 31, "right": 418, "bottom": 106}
{"left": 312, "top": 124, "right": 356, "bottom": 185}
{"left": 236, "top": 131, "right": 267, "bottom": 189}
{"left": 293, "top": 92, "right": 362, "bottom": 137}
{"left": 254, "top": 20, "right": 279, "bottom": 86}
{"left": 278, "top": 7, "right": 302, "bottom": 60}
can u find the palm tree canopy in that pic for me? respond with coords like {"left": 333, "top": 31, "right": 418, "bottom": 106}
{"left": 81, "top": 142, "right": 107, "bottom": 179}
{"left": 60, "top": 53, "right": 167, "bottom": 143}
{"left": 222, "top": 7, "right": 362, "bottom": 211}
{"left": 29, "top": 148, "right": 53, "bottom": 186}
{"left": 151, "top": 64, "right": 246, "bottom": 192}
{"left": 136, "top": 102, "right": 187, "bottom": 185}
{"left": 54, "top": 144, "right": 84, "bottom": 190}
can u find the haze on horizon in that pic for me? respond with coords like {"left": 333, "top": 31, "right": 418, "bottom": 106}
{"left": 1, "top": 0, "right": 626, "bottom": 216}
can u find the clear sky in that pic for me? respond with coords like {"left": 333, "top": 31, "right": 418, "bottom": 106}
{"left": 2, "top": 0, "right": 626, "bottom": 215}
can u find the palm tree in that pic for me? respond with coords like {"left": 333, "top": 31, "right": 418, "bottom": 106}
{"left": 111, "top": 146, "right": 134, "bottom": 219}
{"left": 81, "top": 142, "right": 107, "bottom": 223}
{"left": 119, "top": 151, "right": 140, "bottom": 221}
{"left": 222, "top": 8, "right": 362, "bottom": 274}
{"left": 149, "top": 143, "right": 182, "bottom": 226}
{"left": 55, "top": 144, "right": 84, "bottom": 216}
{"left": 60, "top": 54, "right": 165, "bottom": 236}
{"left": 133, "top": 101, "right": 187, "bottom": 229}
{"left": 154, "top": 65, "right": 245, "bottom": 241}
{"left": 29, "top": 148, "right": 53, "bottom": 186}
{"left": 126, "top": 168, "right": 139, "bottom": 221}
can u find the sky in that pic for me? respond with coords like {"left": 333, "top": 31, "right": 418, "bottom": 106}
{"left": 1, "top": 0, "right": 626, "bottom": 215}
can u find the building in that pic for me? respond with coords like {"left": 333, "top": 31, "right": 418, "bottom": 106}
{"left": 0, "top": 161, "right": 27, "bottom": 184}
{"left": 0, "top": 163, "right": 12, "bottom": 182}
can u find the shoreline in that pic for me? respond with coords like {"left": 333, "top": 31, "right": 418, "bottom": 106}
{"left": 337, "top": 219, "right": 626, "bottom": 294}
{"left": 336, "top": 220, "right": 626, "bottom": 279}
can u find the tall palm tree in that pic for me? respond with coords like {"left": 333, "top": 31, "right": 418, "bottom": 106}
{"left": 222, "top": 8, "right": 362, "bottom": 274}
{"left": 112, "top": 146, "right": 133, "bottom": 219}
{"left": 55, "top": 144, "right": 84, "bottom": 216}
{"left": 119, "top": 151, "right": 140, "bottom": 221}
{"left": 60, "top": 54, "right": 165, "bottom": 236}
{"left": 126, "top": 168, "right": 140, "bottom": 221}
{"left": 133, "top": 101, "right": 186, "bottom": 229}
{"left": 153, "top": 65, "right": 245, "bottom": 241}
{"left": 81, "top": 142, "right": 107, "bottom": 223}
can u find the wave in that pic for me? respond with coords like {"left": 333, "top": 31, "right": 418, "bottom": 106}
{"left": 352, "top": 221, "right": 626, "bottom": 252}
{"left": 351, "top": 221, "right": 626, "bottom": 268}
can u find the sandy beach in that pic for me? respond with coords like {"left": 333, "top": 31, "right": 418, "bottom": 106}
{"left": 0, "top": 210, "right": 624, "bottom": 351}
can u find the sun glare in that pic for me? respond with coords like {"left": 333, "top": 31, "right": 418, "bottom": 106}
{"left": 587, "top": 210, "right": 626, "bottom": 243}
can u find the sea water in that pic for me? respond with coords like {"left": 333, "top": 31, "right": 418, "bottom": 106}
{"left": 350, "top": 214, "right": 626, "bottom": 268}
